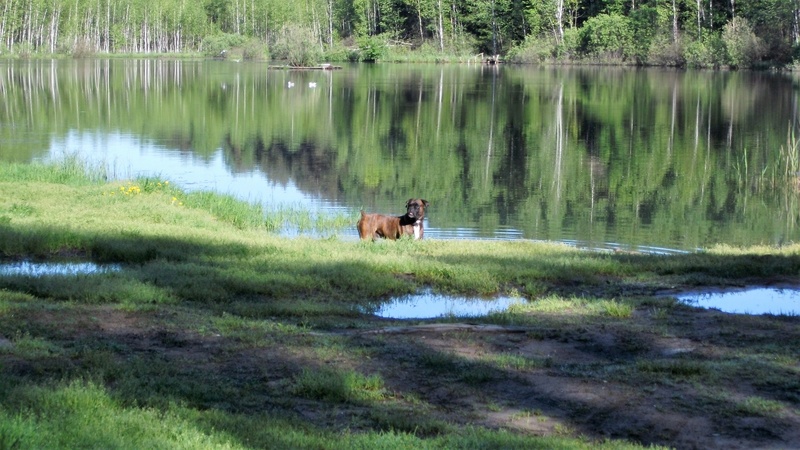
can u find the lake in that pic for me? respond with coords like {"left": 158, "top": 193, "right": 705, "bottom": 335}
{"left": 1, "top": 59, "right": 798, "bottom": 252}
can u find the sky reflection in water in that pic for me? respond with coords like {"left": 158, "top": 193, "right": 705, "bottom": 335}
{"left": 677, "top": 287, "right": 800, "bottom": 315}
{"left": 374, "top": 290, "right": 522, "bottom": 319}
{"left": 0, "top": 261, "right": 120, "bottom": 276}
{"left": 3, "top": 263, "right": 797, "bottom": 317}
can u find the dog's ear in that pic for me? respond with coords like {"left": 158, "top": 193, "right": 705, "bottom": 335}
{"left": 422, "top": 199, "right": 429, "bottom": 207}
{"left": 406, "top": 198, "right": 414, "bottom": 207}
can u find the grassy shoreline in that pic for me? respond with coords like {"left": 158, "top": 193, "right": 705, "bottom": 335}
{"left": 1, "top": 159, "right": 798, "bottom": 449}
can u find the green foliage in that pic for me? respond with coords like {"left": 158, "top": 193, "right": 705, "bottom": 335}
{"left": 242, "top": 38, "right": 268, "bottom": 61}
{"left": 684, "top": 31, "right": 727, "bottom": 68}
{"left": 556, "top": 28, "right": 581, "bottom": 60}
{"left": 357, "top": 34, "right": 388, "bottom": 62}
{"left": 506, "top": 35, "right": 556, "bottom": 63}
{"left": 204, "top": 0, "right": 229, "bottom": 26}
{"left": 580, "top": 13, "right": 634, "bottom": 61}
{"left": 201, "top": 33, "right": 247, "bottom": 58}
{"left": 0, "top": 0, "right": 797, "bottom": 67}
{"left": 645, "top": 32, "right": 684, "bottom": 66}
{"left": 323, "top": 41, "right": 360, "bottom": 62}
{"left": 71, "top": 39, "right": 98, "bottom": 58}
{"left": 722, "top": 17, "right": 765, "bottom": 68}
{"left": 14, "top": 42, "right": 34, "bottom": 59}
{"left": 271, "top": 25, "right": 322, "bottom": 66}
{"left": 505, "top": 30, "right": 578, "bottom": 64}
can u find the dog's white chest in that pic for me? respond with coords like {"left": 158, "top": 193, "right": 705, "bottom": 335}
{"left": 413, "top": 222, "right": 422, "bottom": 240}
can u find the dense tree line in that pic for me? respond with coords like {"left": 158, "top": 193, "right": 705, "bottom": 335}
{"left": 1, "top": 0, "right": 799, "bottom": 67}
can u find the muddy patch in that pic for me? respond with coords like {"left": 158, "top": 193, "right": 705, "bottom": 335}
{"left": 3, "top": 300, "right": 798, "bottom": 449}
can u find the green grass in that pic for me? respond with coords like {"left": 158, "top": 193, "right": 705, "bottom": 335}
{"left": 0, "top": 380, "right": 242, "bottom": 449}
{"left": 264, "top": 203, "right": 355, "bottom": 235}
{"left": 635, "top": 358, "right": 709, "bottom": 378}
{"left": 0, "top": 378, "right": 648, "bottom": 449}
{"left": 3, "top": 159, "right": 800, "bottom": 307}
{"left": 293, "top": 368, "right": 387, "bottom": 403}
{"left": 0, "top": 158, "right": 797, "bottom": 449}
{"left": 4, "top": 331, "right": 63, "bottom": 358}
{"left": 596, "top": 300, "right": 635, "bottom": 318}
{"left": 0, "top": 153, "right": 109, "bottom": 185}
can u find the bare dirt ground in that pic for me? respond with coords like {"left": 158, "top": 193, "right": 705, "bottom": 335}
{"left": 3, "top": 303, "right": 799, "bottom": 450}
{"left": 349, "top": 311, "right": 800, "bottom": 450}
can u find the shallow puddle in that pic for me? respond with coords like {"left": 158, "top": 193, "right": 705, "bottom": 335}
{"left": 676, "top": 287, "right": 800, "bottom": 315}
{"left": 0, "top": 261, "right": 120, "bottom": 276}
{"left": 374, "top": 290, "right": 522, "bottom": 319}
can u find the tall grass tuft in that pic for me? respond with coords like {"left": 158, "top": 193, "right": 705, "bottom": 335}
{"left": 0, "top": 380, "right": 239, "bottom": 449}
{"left": 182, "top": 191, "right": 266, "bottom": 230}
{"left": 782, "top": 123, "right": 800, "bottom": 180}
{"left": 264, "top": 204, "right": 356, "bottom": 236}
{"left": 598, "top": 299, "right": 634, "bottom": 318}
{"left": 292, "top": 367, "right": 386, "bottom": 403}
{"left": 0, "top": 154, "right": 108, "bottom": 185}
{"left": 734, "top": 123, "right": 800, "bottom": 194}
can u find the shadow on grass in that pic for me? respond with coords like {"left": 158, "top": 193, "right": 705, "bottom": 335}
{"left": 0, "top": 222, "right": 412, "bottom": 312}
{"left": 1, "top": 222, "right": 799, "bottom": 448}
{"left": 1, "top": 300, "right": 797, "bottom": 448}
{"left": 434, "top": 248, "right": 800, "bottom": 299}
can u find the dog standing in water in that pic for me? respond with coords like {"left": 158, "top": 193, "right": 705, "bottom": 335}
{"left": 357, "top": 199, "right": 429, "bottom": 240}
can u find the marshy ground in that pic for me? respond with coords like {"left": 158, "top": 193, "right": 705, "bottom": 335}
{"left": 2, "top": 293, "right": 798, "bottom": 449}
{"left": 0, "top": 160, "right": 798, "bottom": 449}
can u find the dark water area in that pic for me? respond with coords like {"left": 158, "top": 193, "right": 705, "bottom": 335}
{"left": 1, "top": 59, "right": 799, "bottom": 251}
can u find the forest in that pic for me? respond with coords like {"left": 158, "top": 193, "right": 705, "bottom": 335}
{"left": 0, "top": 0, "right": 799, "bottom": 67}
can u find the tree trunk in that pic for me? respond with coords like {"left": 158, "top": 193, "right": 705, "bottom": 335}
{"left": 417, "top": 0, "right": 424, "bottom": 42}
{"left": 555, "top": 0, "right": 565, "bottom": 43}
{"left": 50, "top": 7, "right": 61, "bottom": 53}
{"left": 437, "top": 0, "right": 444, "bottom": 51}
{"left": 451, "top": 1, "right": 460, "bottom": 45}
{"left": 491, "top": 0, "right": 497, "bottom": 55}
{"left": 697, "top": 0, "right": 702, "bottom": 36}
{"left": 672, "top": 0, "right": 678, "bottom": 43}
{"left": 795, "top": 1, "right": 800, "bottom": 44}
{"left": 327, "top": 0, "right": 334, "bottom": 46}
{"left": 709, "top": 0, "right": 713, "bottom": 30}
{"left": 0, "top": 0, "right": 12, "bottom": 50}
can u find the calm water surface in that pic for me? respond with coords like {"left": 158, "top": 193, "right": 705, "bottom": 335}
{"left": 0, "top": 261, "right": 120, "bottom": 276}
{"left": 373, "top": 289, "right": 521, "bottom": 319}
{"left": 677, "top": 288, "right": 800, "bottom": 315}
{"left": 1, "top": 59, "right": 799, "bottom": 251}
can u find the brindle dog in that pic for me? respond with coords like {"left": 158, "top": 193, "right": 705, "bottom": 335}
{"left": 357, "top": 198, "right": 429, "bottom": 240}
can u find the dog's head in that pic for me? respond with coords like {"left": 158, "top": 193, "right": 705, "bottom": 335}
{"left": 405, "top": 198, "right": 429, "bottom": 221}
